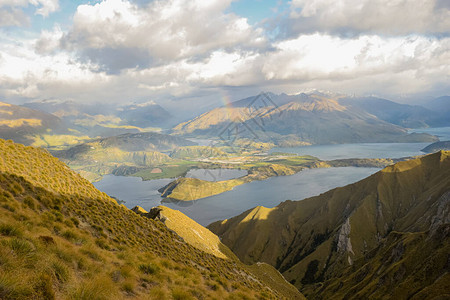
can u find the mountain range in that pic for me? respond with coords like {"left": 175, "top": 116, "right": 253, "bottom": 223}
{"left": 25, "top": 99, "right": 174, "bottom": 133}
{"left": 173, "top": 92, "right": 443, "bottom": 145}
{"left": 339, "top": 96, "right": 450, "bottom": 128}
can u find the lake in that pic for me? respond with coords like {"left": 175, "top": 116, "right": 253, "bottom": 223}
{"left": 94, "top": 167, "right": 379, "bottom": 226}
{"left": 94, "top": 127, "right": 450, "bottom": 226}
{"left": 270, "top": 127, "right": 450, "bottom": 160}
{"left": 270, "top": 142, "right": 430, "bottom": 160}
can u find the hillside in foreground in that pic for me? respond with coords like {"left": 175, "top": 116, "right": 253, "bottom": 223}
{"left": 0, "top": 138, "right": 302, "bottom": 299}
{"left": 209, "top": 151, "right": 450, "bottom": 299}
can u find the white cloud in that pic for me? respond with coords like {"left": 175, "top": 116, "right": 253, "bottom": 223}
{"left": 0, "top": 0, "right": 448, "bottom": 112}
{"left": 0, "top": 0, "right": 58, "bottom": 27}
{"left": 260, "top": 34, "right": 450, "bottom": 96}
{"left": 62, "top": 0, "right": 266, "bottom": 72}
{"left": 289, "top": 0, "right": 450, "bottom": 35}
{"left": 30, "top": 0, "right": 59, "bottom": 17}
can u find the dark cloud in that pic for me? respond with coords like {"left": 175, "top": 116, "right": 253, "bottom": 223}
{"left": 80, "top": 47, "right": 153, "bottom": 74}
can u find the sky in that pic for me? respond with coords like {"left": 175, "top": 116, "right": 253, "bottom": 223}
{"left": 0, "top": 0, "right": 449, "bottom": 114}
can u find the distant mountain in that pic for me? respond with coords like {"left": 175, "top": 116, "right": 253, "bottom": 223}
{"left": 24, "top": 99, "right": 112, "bottom": 118}
{"left": 52, "top": 132, "right": 197, "bottom": 180}
{"left": 422, "top": 140, "right": 450, "bottom": 153}
{"left": 339, "top": 96, "right": 449, "bottom": 128}
{"left": 25, "top": 99, "right": 175, "bottom": 137}
{"left": 425, "top": 96, "right": 450, "bottom": 113}
{"left": 173, "top": 92, "right": 438, "bottom": 145}
{"left": 0, "top": 138, "right": 302, "bottom": 299}
{"left": 117, "top": 101, "right": 173, "bottom": 128}
{"left": 0, "top": 101, "right": 65, "bottom": 145}
{"left": 209, "top": 151, "right": 450, "bottom": 299}
{"left": 24, "top": 100, "right": 145, "bottom": 137}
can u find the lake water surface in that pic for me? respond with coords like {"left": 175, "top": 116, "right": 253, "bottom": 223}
{"left": 94, "top": 127, "right": 450, "bottom": 226}
{"left": 270, "top": 143, "right": 430, "bottom": 160}
{"left": 270, "top": 127, "right": 450, "bottom": 160}
{"left": 95, "top": 167, "right": 379, "bottom": 226}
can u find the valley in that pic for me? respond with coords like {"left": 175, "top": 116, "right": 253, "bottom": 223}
{"left": 2, "top": 2, "right": 449, "bottom": 298}
{"left": 1, "top": 92, "right": 449, "bottom": 299}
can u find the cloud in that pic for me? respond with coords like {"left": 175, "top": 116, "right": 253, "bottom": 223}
{"left": 0, "top": 0, "right": 448, "bottom": 114}
{"left": 0, "top": 7, "right": 29, "bottom": 27}
{"left": 61, "top": 0, "right": 266, "bottom": 73}
{"left": 0, "top": 0, "right": 59, "bottom": 27}
{"left": 34, "top": 25, "right": 63, "bottom": 54}
{"left": 259, "top": 34, "right": 450, "bottom": 96}
{"left": 31, "top": 0, "right": 59, "bottom": 17}
{"left": 287, "top": 0, "right": 450, "bottom": 36}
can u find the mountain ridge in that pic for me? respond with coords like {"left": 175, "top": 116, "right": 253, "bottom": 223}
{"left": 173, "top": 93, "right": 439, "bottom": 145}
{"left": 209, "top": 151, "right": 450, "bottom": 298}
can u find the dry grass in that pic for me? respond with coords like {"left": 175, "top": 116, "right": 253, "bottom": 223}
{"left": 0, "top": 138, "right": 302, "bottom": 299}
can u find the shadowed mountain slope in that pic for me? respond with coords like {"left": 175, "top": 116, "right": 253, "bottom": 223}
{"left": 425, "top": 96, "right": 450, "bottom": 114}
{"left": 339, "top": 96, "right": 449, "bottom": 128}
{"left": 209, "top": 151, "right": 450, "bottom": 299}
{"left": 0, "top": 101, "right": 65, "bottom": 145}
{"left": 117, "top": 101, "right": 173, "bottom": 128}
{"left": 0, "top": 138, "right": 303, "bottom": 299}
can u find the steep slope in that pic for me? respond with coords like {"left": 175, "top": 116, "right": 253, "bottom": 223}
{"left": 132, "top": 206, "right": 238, "bottom": 260}
{"left": 209, "top": 151, "right": 450, "bottom": 299}
{"left": 339, "top": 96, "right": 447, "bottom": 128}
{"left": 0, "top": 101, "right": 65, "bottom": 145}
{"left": 173, "top": 93, "right": 437, "bottom": 145}
{"left": 0, "top": 138, "right": 303, "bottom": 299}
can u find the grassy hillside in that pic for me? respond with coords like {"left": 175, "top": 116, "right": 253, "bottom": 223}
{"left": 132, "top": 206, "right": 238, "bottom": 260}
{"left": 159, "top": 177, "right": 244, "bottom": 201}
{"left": 0, "top": 138, "right": 303, "bottom": 299}
{"left": 209, "top": 151, "right": 450, "bottom": 299}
